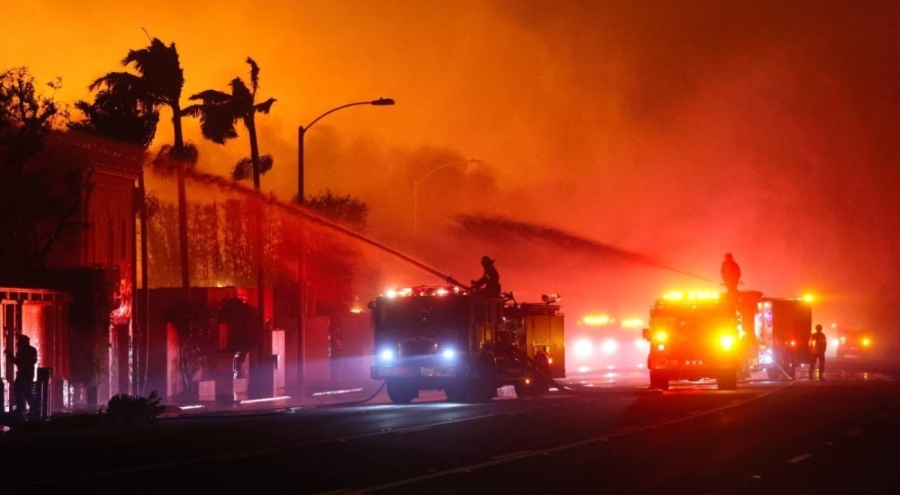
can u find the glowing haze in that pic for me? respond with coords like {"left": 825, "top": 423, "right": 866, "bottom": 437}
{"left": 4, "top": 1, "right": 900, "bottom": 345}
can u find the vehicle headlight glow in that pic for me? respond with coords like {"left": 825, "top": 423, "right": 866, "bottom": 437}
{"left": 719, "top": 334, "right": 736, "bottom": 351}
{"left": 441, "top": 348, "right": 456, "bottom": 360}
{"left": 862, "top": 338, "right": 871, "bottom": 347}
{"left": 653, "top": 331, "right": 668, "bottom": 343}
{"left": 601, "top": 339, "right": 618, "bottom": 354}
{"left": 379, "top": 349, "right": 395, "bottom": 361}
{"left": 574, "top": 338, "right": 593, "bottom": 358}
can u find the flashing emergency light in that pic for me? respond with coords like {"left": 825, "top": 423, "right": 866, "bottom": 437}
{"left": 621, "top": 318, "right": 645, "bottom": 329}
{"left": 802, "top": 294, "right": 814, "bottom": 303}
{"left": 862, "top": 337, "right": 872, "bottom": 347}
{"left": 582, "top": 315, "right": 612, "bottom": 326}
{"left": 653, "top": 330, "right": 668, "bottom": 342}
{"left": 662, "top": 291, "right": 720, "bottom": 301}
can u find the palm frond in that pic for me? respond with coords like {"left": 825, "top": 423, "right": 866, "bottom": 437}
{"left": 89, "top": 72, "right": 144, "bottom": 93}
{"left": 246, "top": 57, "right": 260, "bottom": 94}
{"left": 189, "top": 102, "right": 240, "bottom": 144}
{"left": 258, "top": 154, "right": 274, "bottom": 175}
{"left": 121, "top": 38, "right": 184, "bottom": 105}
{"left": 254, "top": 98, "right": 276, "bottom": 114}
{"left": 187, "top": 89, "right": 232, "bottom": 104}
{"left": 229, "top": 78, "right": 253, "bottom": 110}
{"left": 152, "top": 143, "right": 199, "bottom": 174}
{"left": 232, "top": 157, "right": 253, "bottom": 181}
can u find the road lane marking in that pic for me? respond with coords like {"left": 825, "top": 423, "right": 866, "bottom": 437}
{"left": 352, "top": 382, "right": 796, "bottom": 493}
{"left": 786, "top": 453, "right": 813, "bottom": 464}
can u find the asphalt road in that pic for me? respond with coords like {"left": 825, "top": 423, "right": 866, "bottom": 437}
{"left": 0, "top": 358, "right": 897, "bottom": 495}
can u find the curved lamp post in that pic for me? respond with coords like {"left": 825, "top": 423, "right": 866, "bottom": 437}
{"left": 413, "top": 159, "right": 482, "bottom": 247}
{"left": 297, "top": 97, "right": 394, "bottom": 201}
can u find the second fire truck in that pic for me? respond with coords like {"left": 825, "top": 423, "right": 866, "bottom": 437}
{"left": 642, "top": 290, "right": 813, "bottom": 390}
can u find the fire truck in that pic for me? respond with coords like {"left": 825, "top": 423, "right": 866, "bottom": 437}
{"left": 368, "top": 285, "right": 565, "bottom": 404}
{"left": 754, "top": 296, "right": 812, "bottom": 379}
{"left": 642, "top": 291, "right": 743, "bottom": 390}
{"left": 642, "top": 290, "right": 813, "bottom": 390}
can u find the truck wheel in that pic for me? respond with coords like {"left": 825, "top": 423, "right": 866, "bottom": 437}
{"left": 717, "top": 371, "right": 737, "bottom": 390}
{"left": 649, "top": 371, "right": 669, "bottom": 390}
{"left": 444, "top": 383, "right": 469, "bottom": 402}
{"left": 469, "top": 358, "right": 497, "bottom": 403}
{"left": 386, "top": 380, "right": 417, "bottom": 404}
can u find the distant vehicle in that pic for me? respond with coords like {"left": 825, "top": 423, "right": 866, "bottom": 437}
{"left": 836, "top": 328, "right": 873, "bottom": 359}
{"left": 568, "top": 314, "right": 648, "bottom": 373}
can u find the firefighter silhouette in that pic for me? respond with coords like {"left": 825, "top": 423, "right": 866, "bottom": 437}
{"left": 721, "top": 253, "right": 741, "bottom": 293}
{"left": 471, "top": 255, "right": 501, "bottom": 297}
{"left": 6, "top": 334, "right": 38, "bottom": 420}
{"left": 809, "top": 324, "right": 827, "bottom": 381}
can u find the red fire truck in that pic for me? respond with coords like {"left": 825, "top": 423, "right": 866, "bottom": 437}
{"left": 643, "top": 290, "right": 814, "bottom": 390}
{"left": 369, "top": 285, "right": 565, "bottom": 403}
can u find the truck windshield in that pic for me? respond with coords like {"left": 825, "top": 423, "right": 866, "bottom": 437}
{"left": 375, "top": 296, "right": 469, "bottom": 336}
{"left": 653, "top": 306, "right": 733, "bottom": 337}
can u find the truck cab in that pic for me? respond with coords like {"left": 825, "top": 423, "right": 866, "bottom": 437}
{"left": 643, "top": 291, "right": 741, "bottom": 390}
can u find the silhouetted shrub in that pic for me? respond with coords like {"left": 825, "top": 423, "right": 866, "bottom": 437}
{"left": 104, "top": 389, "right": 165, "bottom": 425}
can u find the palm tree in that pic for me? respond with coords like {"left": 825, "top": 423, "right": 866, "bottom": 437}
{"left": 90, "top": 37, "right": 196, "bottom": 291}
{"left": 183, "top": 58, "right": 275, "bottom": 398}
{"left": 182, "top": 57, "right": 276, "bottom": 190}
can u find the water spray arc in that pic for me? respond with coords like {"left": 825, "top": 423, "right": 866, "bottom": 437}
{"left": 180, "top": 168, "right": 463, "bottom": 285}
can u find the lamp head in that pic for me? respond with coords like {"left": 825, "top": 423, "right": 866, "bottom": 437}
{"left": 371, "top": 97, "right": 395, "bottom": 106}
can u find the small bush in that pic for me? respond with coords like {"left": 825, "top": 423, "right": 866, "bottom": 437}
{"left": 103, "top": 390, "right": 165, "bottom": 425}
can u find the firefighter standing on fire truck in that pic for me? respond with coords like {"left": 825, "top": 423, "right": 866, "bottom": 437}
{"left": 721, "top": 253, "right": 741, "bottom": 294}
{"left": 471, "top": 255, "right": 501, "bottom": 297}
{"left": 809, "top": 324, "right": 827, "bottom": 381}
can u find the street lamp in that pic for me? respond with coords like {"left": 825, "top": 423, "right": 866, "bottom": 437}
{"left": 413, "top": 159, "right": 482, "bottom": 246}
{"left": 294, "top": 97, "right": 393, "bottom": 387}
{"left": 297, "top": 97, "right": 395, "bottom": 201}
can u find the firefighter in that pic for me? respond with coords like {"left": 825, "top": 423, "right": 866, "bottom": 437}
{"left": 5, "top": 334, "right": 38, "bottom": 420}
{"left": 721, "top": 253, "right": 742, "bottom": 293}
{"left": 809, "top": 324, "right": 827, "bottom": 381}
{"left": 471, "top": 255, "right": 501, "bottom": 297}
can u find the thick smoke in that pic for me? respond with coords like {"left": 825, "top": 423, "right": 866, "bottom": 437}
{"left": 11, "top": 0, "right": 900, "bottom": 352}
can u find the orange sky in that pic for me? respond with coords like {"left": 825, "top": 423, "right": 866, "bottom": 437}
{"left": 5, "top": 1, "right": 900, "bottom": 334}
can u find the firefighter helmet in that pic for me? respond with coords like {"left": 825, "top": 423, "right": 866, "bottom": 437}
{"left": 815, "top": 324, "right": 823, "bottom": 331}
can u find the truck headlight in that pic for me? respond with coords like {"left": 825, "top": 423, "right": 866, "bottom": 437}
{"left": 379, "top": 349, "right": 395, "bottom": 362}
{"left": 441, "top": 348, "right": 456, "bottom": 360}
{"left": 719, "top": 334, "right": 736, "bottom": 351}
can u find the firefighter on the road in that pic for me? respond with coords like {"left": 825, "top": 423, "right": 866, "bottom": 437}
{"left": 6, "top": 334, "right": 38, "bottom": 419}
{"left": 721, "top": 253, "right": 742, "bottom": 294}
{"left": 809, "top": 324, "right": 827, "bottom": 381}
{"left": 471, "top": 255, "right": 501, "bottom": 297}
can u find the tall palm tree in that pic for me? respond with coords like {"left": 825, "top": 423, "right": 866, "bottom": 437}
{"left": 182, "top": 57, "right": 276, "bottom": 190}
{"left": 183, "top": 58, "right": 275, "bottom": 398}
{"left": 90, "top": 38, "right": 196, "bottom": 291}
